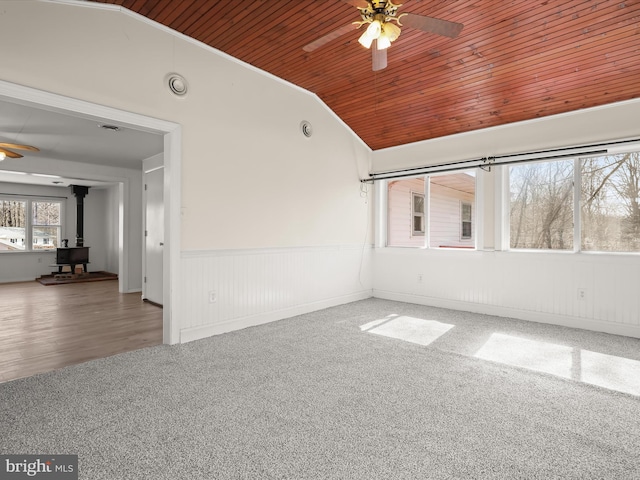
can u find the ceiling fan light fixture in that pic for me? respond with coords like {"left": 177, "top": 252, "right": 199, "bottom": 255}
{"left": 358, "top": 19, "right": 382, "bottom": 49}
{"left": 383, "top": 22, "right": 401, "bottom": 42}
{"left": 377, "top": 33, "right": 391, "bottom": 50}
{"left": 358, "top": 30, "right": 374, "bottom": 49}
{"left": 0, "top": 152, "right": 5, "bottom": 161}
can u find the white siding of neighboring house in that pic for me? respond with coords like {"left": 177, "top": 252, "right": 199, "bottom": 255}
{"left": 388, "top": 176, "right": 475, "bottom": 248}
{"left": 429, "top": 183, "right": 474, "bottom": 248}
{"left": 388, "top": 178, "right": 425, "bottom": 247}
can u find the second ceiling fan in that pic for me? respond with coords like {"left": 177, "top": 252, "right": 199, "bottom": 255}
{"left": 0, "top": 142, "right": 40, "bottom": 160}
{"left": 303, "top": 0, "right": 464, "bottom": 71}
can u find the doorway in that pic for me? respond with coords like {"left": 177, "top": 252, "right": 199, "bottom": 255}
{"left": 0, "top": 79, "right": 181, "bottom": 344}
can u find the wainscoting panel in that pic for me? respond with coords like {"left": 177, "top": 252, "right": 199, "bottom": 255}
{"left": 373, "top": 248, "right": 640, "bottom": 338}
{"left": 179, "top": 245, "right": 372, "bottom": 342}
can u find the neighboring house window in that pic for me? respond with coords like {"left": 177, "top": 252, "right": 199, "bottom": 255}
{"left": 461, "top": 202, "right": 472, "bottom": 239}
{"left": 412, "top": 192, "right": 425, "bottom": 236}
{"left": 387, "top": 171, "right": 476, "bottom": 248}
{"left": 0, "top": 198, "right": 62, "bottom": 252}
{"left": 509, "top": 152, "right": 640, "bottom": 252}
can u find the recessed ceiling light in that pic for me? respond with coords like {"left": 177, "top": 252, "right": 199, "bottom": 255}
{"left": 99, "top": 124, "right": 121, "bottom": 132}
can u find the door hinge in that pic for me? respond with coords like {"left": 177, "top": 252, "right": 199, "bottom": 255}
{"left": 145, "top": 230, "right": 148, "bottom": 237}
{"left": 145, "top": 184, "right": 147, "bottom": 191}
{"left": 144, "top": 276, "right": 147, "bottom": 283}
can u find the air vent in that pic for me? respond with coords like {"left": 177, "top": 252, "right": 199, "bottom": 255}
{"left": 167, "top": 73, "right": 188, "bottom": 97}
{"left": 300, "top": 121, "right": 312, "bottom": 138}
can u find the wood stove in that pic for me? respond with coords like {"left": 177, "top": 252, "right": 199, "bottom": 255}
{"left": 54, "top": 247, "right": 90, "bottom": 273}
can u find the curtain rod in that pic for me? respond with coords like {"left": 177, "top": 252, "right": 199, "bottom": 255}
{"left": 361, "top": 138, "right": 640, "bottom": 182}
{"left": 0, "top": 193, "right": 68, "bottom": 199}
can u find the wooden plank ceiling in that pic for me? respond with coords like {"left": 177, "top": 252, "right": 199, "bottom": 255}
{"left": 93, "top": 0, "right": 640, "bottom": 150}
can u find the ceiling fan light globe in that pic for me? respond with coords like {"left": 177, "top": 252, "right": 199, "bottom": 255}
{"left": 367, "top": 20, "right": 382, "bottom": 38}
{"left": 0, "top": 152, "right": 6, "bottom": 161}
{"left": 383, "top": 22, "right": 401, "bottom": 42}
{"left": 358, "top": 30, "right": 375, "bottom": 49}
{"left": 377, "top": 34, "right": 391, "bottom": 50}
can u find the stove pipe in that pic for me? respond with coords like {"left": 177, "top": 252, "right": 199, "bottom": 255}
{"left": 70, "top": 185, "right": 90, "bottom": 247}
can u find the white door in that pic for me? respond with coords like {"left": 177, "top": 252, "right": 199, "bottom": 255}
{"left": 145, "top": 167, "right": 164, "bottom": 305}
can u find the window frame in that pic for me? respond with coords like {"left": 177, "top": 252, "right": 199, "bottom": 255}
{"left": 506, "top": 152, "right": 640, "bottom": 254}
{"left": 383, "top": 169, "right": 477, "bottom": 250}
{"left": 461, "top": 202, "right": 472, "bottom": 240}
{"left": 0, "top": 196, "right": 65, "bottom": 253}
{"left": 411, "top": 191, "right": 425, "bottom": 237}
{"left": 31, "top": 200, "right": 63, "bottom": 251}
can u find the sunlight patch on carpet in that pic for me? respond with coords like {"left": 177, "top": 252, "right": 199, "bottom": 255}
{"left": 475, "top": 333, "right": 640, "bottom": 396}
{"left": 360, "top": 314, "right": 454, "bottom": 346}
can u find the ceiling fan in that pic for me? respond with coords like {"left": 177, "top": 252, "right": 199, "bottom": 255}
{"left": 303, "top": 0, "right": 464, "bottom": 71}
{"left": 0, "top": 142, "right": 40, "bottom": 160}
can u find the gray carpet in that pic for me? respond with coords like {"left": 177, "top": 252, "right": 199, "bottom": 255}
{"left": 1, "top": 298, "right": 639, "bottom": 479}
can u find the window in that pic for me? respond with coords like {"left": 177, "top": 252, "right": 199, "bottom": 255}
{"left": 0, "top": 200, "right": 26, "bottom": 251}
{"left": 509, "top": 159, "right": 574, "bottom": 250}
{"left": 412, "top": 192, "right": 425, "bottom": 236}
{"left": 461, "top": 203, "right": 472, "bottom": 239}
{"left": 387, "top": 171, "right": 476, "bottom": 248}
{"left": 0, "top": 198, "right": 62, "bottom": 252}
{"left": 32, "top": 201, "right": 61, "bottom": 250}
{"left": 509, "top": 152, "right": 640, "bottom": 252}
{"left": 581, "top": 153, "right": 640, "bottom": 252}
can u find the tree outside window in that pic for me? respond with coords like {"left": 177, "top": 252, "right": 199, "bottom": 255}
{"left": 0, "top": 200, "right": 26, "bottom": 251}
{"left": 509, "top": 152, "right": 640, "bottom": 252}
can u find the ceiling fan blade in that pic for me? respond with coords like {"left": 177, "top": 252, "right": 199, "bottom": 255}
{"left": 303, "top": 23, "right": 359, "bottom": 52}
{"left": 372, "top": 40, "right": 387, "bottom": 71}
{"left": 400, "top": 13, "right": 464, "bottom": 38}
{"left": 0, "top": 147, "right": 23, "bottom": 159}
{"left": 340, "top": 0, "right": 369, "bottom": 8}
{"left": 0, "top": 142, "right": 40, "bottom": 152}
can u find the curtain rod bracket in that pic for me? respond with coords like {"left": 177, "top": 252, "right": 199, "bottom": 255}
{"left": 479, "top": 156, "right": 495, "bottom": 172}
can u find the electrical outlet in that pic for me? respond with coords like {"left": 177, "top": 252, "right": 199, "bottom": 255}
{"left": 209, "top": 291, "right": 217, "bottom": 303}
{"left": 577, "top": 288, "right": 586, "bottom": 300}
{"left": 417, "top": 274, "right": 423, "bottom": 283}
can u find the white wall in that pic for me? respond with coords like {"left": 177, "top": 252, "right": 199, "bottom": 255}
{"left": 0, "top": 1, "right": 372, "bottom": 339}
{"left": 374, "top": 249, "right": 640, "bottom": 338}
{"left": 102, "top": 184, "right": 120, "bottom": 275}
{"left": 372, "top": 100, "right": 640, "bottom": 339}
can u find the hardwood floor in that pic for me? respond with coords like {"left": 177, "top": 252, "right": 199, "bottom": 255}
{"left": 0, "top": 280, "right": 163, "bottom": 384}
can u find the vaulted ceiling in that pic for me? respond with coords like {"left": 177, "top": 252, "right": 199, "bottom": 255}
{"left": 93, "top": 0, "right": 640, "bottom": 150}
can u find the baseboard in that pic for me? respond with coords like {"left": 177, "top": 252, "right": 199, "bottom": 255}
{"left": 180, "top": 290, "right": 373, "bottom": 343}
{"left": 373, "top": 289, "right": 640, "bottom": 339}
{"left": 0, "top": 277, "right": 41, "bottom": 284}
